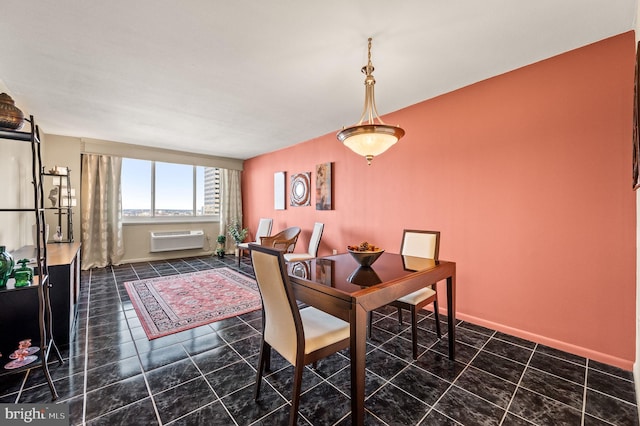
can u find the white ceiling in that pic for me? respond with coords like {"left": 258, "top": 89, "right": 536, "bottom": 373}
{"left": 0, "top": 1, "right": 636, "bottom": 160}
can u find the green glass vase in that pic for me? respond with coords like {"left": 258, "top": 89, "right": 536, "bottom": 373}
{"left": 0, "top": 245, "right": 14, "bottom": 288}
{"left": 13, "top": 258, "right": 33, "bottom": 288}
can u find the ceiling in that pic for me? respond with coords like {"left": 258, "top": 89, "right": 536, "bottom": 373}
{"left": 0, "top": 1, "right": 636, "bottom": 160}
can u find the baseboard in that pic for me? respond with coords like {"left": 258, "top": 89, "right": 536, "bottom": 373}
{"left": 451, "top": 311, "right": 634, "bottom": 371}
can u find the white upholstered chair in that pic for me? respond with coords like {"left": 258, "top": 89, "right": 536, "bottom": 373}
{"left": 237, "top": 218, "right": 272, "bottom": 267}
{"left": 283, "top": 222, "right": 324, "bottom": 262}
{"left": 250, "top": 244, "right": 350, "bottom": 426}
{"left": 370, "top": 229, "right": 442, "bottom": 359}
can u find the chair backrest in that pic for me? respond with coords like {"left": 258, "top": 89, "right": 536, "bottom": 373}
{"left": 401, "top": 230, "right": 440, "bottom": 260}
{"left": 261, "top": 226, "right": 301, "bottom": 253}
{"left": 249, "top": 244, "right": 303, "bottom": 365}
{"left": 280, "top": 226, "right": 301, "bottom": 240}
{"left": 307, "top": 222, "right": 324, "bottom": 257}
{"left": 254, "top": 218, "right": 273, "bottom": 243}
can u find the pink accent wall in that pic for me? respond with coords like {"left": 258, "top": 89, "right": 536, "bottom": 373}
{"left": 243, "top": 32, "right": 637, "bottom": 368}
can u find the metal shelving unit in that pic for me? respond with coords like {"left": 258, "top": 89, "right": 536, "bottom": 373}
{"left": 42, "top": 170, "right": 74, "bottom": 243}
{"left": 0, "top": 116, "right": 63, "bottom": 400}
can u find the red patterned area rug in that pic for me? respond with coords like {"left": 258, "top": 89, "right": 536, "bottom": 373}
{"left": 124, "top": 267, "right": 261, "bottom": 340}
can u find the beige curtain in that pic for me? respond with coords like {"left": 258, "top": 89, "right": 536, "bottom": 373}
{"left": 220, "top": 169, "right": 242, "bottom": 253}
{"left": 81, "top": 154, "right": 124, "bottom": 269}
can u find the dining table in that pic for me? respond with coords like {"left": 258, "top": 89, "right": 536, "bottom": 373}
{"left": 287, "top": 252, "right": 456, "bottom": 426}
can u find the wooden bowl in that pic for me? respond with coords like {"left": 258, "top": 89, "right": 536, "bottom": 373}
{"left": 347, "top": 248, "right": 384, "bottom": 267}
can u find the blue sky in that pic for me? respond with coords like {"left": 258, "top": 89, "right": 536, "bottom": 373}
{"left": 121, "top": 159, "right": 205, "bottom": 211}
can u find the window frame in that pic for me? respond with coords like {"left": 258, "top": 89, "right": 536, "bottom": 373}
{"left": 121, "top": 158, "right": 220, "bottom": 224}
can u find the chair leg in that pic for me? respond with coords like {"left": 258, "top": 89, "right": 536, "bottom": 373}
{"left": 265, "top": 345, "right": 271, "bottom": 372}
{"left": 368, "top": 311, "right": 373, "bottom": 338}
{"left": 397, "top": 306, "right": 403, "bottom": 325}
{"left": 433, "top": 299, "right": 442, "bottom": 338}
{"left": 237, "top": 249, "right": 242, "bottom": 267}
{"left": 255, "top": 340, "right": 269, "bottom": 400}
{"left": 410, "top": 305, "right": 419, "bottom": 360}
{"left": 289, "top": 362, "right": 304, "bottom": 426}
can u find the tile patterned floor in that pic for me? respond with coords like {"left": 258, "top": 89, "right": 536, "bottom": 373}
{"left": 0, "top": 255, "right": 638, "bottom": 425}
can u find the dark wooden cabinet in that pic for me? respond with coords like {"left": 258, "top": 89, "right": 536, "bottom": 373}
{"left": 0, "top": 285, "right": 41, "bottom": 357}
{"left": 1, "top": 242, "right": 81, "bottom": 346}
{"left": 47, "top": 242, "right": 81, "bottom": 343}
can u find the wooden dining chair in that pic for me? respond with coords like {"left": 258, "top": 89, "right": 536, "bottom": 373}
{"left": 260, "top": 226, "right": 301, "bottom": 253}
{"left": 237, "top": 218, "right": 272, "bottom": 267}
{"left": 250, "top": 244, "right": 350, "bottom": 426}
{"left": 370, "top": 229, "right": 442, "bottom": 359}
{"left": 283, "top": 222, "right": 324, "bottom": 262}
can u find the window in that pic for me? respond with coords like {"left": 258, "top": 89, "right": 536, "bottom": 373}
{"left": 121, "top": 159, "right": 152, "bottom": 217}
{"left": 121, "top": 158, "right": 220, "bottom": 220}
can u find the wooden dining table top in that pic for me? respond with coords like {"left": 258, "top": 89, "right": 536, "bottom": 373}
{"left": 287, "top": 251, "right": 454, "bottom": 312}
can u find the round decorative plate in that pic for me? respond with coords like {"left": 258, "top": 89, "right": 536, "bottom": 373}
{"left": 291, "top": 173, "right": 310, "bottom": 206}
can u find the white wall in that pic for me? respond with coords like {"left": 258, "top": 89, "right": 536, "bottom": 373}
{"left": 120, "top": 222, "right": 221, "bottom": 264}
{"left": 0, "top": 134, "right": 33, "bottom": 251}
{"left": 0, "top": 80, "right": 40, "bottom": 252}
{"left": 41, "top": 133, "right": 225, "bottom": 266}
{"left": 41, "top": 134, "right": 82, "bottom": 243}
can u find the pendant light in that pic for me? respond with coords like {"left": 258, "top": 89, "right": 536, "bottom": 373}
{"left": 337, "top": 37, "right": 405, "bottom": 165}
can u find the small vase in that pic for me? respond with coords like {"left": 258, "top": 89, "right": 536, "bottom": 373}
{"left": 0, "top": 246, "right": 14, "bottom": 288}
{"left": 53, "top": 226, "right": 64, "bottom": 243}
{"left": 13, "top": 259, "right": 33, "bottom": 288}
{"left": 0, "top": 93, "right": 24, "bottom": 130}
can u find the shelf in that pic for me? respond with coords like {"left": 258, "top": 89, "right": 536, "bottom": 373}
{"left": 0, "top": 339, "right": 61, "bottom": 379}
{"left": 43, "top": 169, "right": 74, "bottom": 243}
{"left": 0, "top": 208, "right": 40, "bottom": 212}
{"left": 0, "top": 274, "right": 47, "bottom": 293}
{"left": 0, "top": 128, "right": 35, "bottom": 142}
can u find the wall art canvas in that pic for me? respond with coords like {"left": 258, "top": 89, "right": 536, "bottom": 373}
{"left": 274, "top": 171, "right": 286, "bottom": 210}
{"left": 315, "top": 162, "right": 332, "bottom": 210}
{"left": 290, "top": 172, "right": 311, "bottom": 207}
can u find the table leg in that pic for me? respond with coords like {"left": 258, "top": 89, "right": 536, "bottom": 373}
{"left": 350, "top": 303, "right": 367, "bottom": 425}
{"left": 446, "top": 274, "right": 456, "bottom": 360}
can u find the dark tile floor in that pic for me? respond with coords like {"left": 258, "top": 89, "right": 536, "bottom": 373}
{"left": 1, "top": 255, "right": 638, "bottom": 425}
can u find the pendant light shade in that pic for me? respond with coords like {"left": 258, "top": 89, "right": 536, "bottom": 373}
{"left": 337, "top": 38, "right": 404, "bottom": 165}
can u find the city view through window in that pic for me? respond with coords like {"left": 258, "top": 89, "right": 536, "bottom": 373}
{"left": 121, "top": 159, "right": 220, "bottom": 217}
